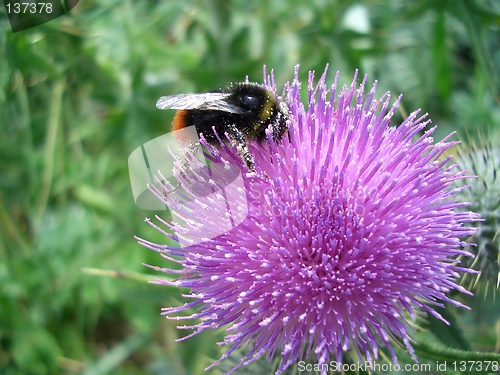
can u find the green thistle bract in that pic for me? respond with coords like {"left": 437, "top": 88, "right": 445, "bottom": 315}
{"left": 454, "top": 141, "right": 500, "bottom": 291}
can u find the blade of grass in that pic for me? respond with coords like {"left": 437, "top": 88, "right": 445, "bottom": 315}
{"left": 80, "top": 331, "right": 150, "bottom": 375}
{"left": 34, "top": 79, "right": 64, "bottom": 236}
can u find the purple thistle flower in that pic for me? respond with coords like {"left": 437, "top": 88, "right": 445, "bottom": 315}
{"left": 138, "top": 66, "right": 479, "bottom": 374}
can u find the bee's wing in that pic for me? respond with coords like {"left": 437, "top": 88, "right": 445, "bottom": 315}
{"left": 156, "top": 93, "right": 246, "bottom": 114}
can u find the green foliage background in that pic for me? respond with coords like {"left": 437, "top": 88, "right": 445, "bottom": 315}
{"left": 1, "top": 0, "right": 499, "bottom": 374}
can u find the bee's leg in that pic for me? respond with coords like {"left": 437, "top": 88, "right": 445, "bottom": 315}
{"left": 229, "top": 128, "right": 255, "bottom": 171}
{"left": 163, "top": 183, "right": 181, "bottom": 197}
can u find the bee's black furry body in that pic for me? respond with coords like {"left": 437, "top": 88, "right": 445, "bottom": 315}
{"left": 157, "top": 82, "right": 289, "bottom": 170}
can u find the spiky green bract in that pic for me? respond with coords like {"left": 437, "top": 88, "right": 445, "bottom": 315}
{"left": 453, "top": 141, "right": 500, "bottom": 291}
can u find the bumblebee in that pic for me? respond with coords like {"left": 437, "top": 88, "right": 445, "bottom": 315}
{"left": 156, "top": 82, "right": 289, "bottom": 171}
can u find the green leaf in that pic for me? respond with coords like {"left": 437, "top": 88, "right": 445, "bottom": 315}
{"left": 414, "top": 339, "right": 500, "bottom": 374}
